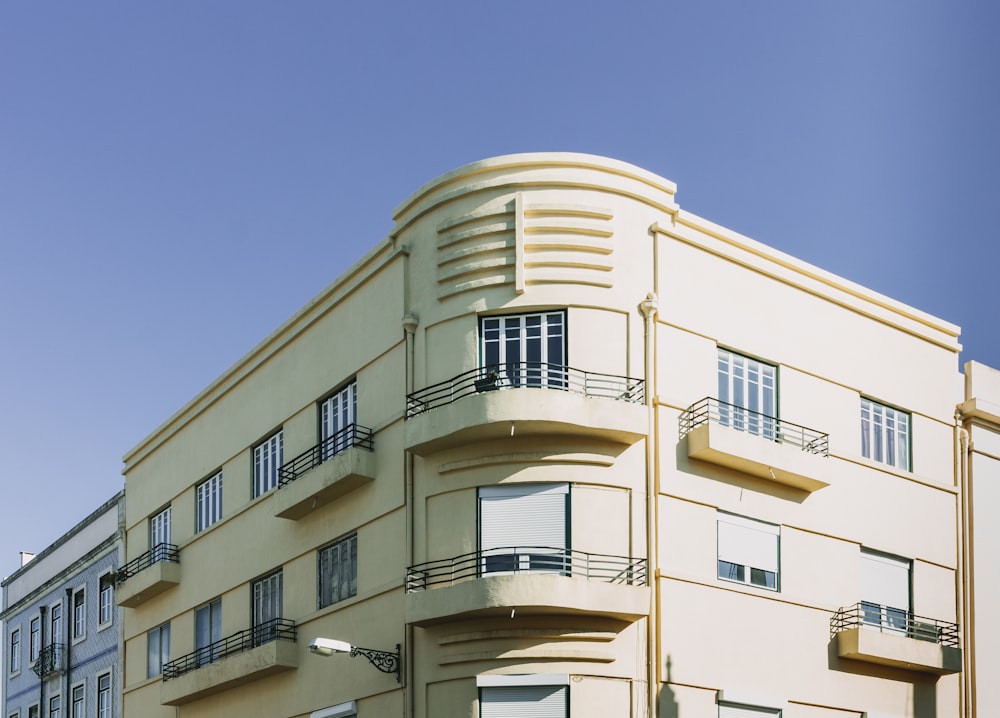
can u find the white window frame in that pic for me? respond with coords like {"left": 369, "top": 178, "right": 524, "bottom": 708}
{"left": 28, "top": 616, "right": 40, "bottom": 662}
{"left": 477, "top": 674, "right": 570, "bottom": 718}
{"left": 147, "top": 623, "right": 170, "bottom": 679}
{"left": 50, "top": 601, "right": 63, "bottom": 646}
{"left": 253, "top": 431, "right": 283, "bottom": 497}
{"left": 479, "top": 484, "right": 569, "bottom": 576}
{"left": 717, "top": 513, "right": 780, "bottom": 591}
{"left": 69, "top": 682, "right": 84, "bottom": 718}
{"left": 310, "top": 702, "right": 357, "bottom": 718}
{"left": 150, "top": 506, "right": 172, "bottom": 554}
{"left": 48, "top": 695, "right": 60, "bottom": 718}
{"left": 252, "top": 570, "right": 283, "bottom": 644}
{"left": 9, "top": 627, "right": 21, "bottom": 675}
{"left": 861, "top": 548, "right": 911, "bottom": 635}
{"left": 717, "top": 349, "right": 777, "bottom": 439}
{"left": 718, "top": 702, "right": 782, "bottom": 717}
{"left": 71, "top": 585, "right": 86, "bottom": 642}
{"left": 860, "top": 398, "right": 910, "bottom": 471}
{"left": 318, "top": 534, "right": 358, "bottom": 609}
{"left": 320, "top": 381, "right": 358, "bottom": 460}
{"left": 98, "top": 573, "right": 114, "bottom": 627}
{"left": 196, "top": 471, "right": 223, "bottom": 532}
{"left": 97, "top": 673, "right": 111, "bottom": 718}
{"left": 480, "top": 311, "right": 567, "bottom": 389}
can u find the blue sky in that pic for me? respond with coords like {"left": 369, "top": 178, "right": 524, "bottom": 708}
{"left": 0, "top": 1, "right": 997, "bottom": 579}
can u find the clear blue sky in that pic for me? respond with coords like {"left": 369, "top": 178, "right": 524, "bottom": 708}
{"left": 1, "top": 1, "right": 997, "bottom": 579}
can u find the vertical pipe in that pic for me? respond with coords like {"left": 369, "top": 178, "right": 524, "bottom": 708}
{"left": 402, "top": 313, "right": 418, "bottom": 718}
{"left": 64, "top": 588, "right": 72, "bottom": 717}
{"left": 639, "top": 293, "right": 659, "bottom": 718}
{"left": 39, "top": 605, "right": 46, "bottom": 718}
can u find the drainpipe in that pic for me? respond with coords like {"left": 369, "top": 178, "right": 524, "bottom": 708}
{"left": 955, "top": 411, "right": 973, "bottom": 717}
{"left": 639, "top": 293, "right": 659, "bottom": 718}
{"left": 39, "top": 605, "right": 46, "bottom": 718}
{"left": 64, "top": 588, "right": 72, "bottom": 713}
{"left": 402, "top": 313, "right": 419, "bottom": 718}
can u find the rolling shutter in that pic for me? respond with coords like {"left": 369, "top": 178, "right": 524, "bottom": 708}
{"left": 718, "top": 704, "right": 781, "bottom": 718}
{"left": 717, "top": 514, "right": 779, "bottom": 574}
{"left": 480, "top": 484, "right": 568, "bottom": 575}
{"left": 480, "top": 685, "right": 567, "bottom": 718}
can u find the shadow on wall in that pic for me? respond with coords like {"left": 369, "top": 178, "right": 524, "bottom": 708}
{"left": 826, "top": 639, "right": 939, "bottom": 718}
{"left": 659, "top": 654, "right": 680, "bottom": 718}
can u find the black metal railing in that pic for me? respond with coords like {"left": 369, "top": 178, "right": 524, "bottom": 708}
{"left": 406, "top": 547, "right": 647, "bottom": 592}
{"left": 406, "top": 362, "right": 645, "bottom": 418}
{"left": 279, "top": 423, "right": 374, "bottom": 486}
{"left": 162, "top": 618, "right": 297, "bottom": 681}
{"left": 31, "top": 643, "right": 64, "bottom": 678}
{"left": 679, "top": 397, "right": 829, "bottom": 456}
{"left": 116, "top": 543, "right": 179, "bottom": 585}
{"left": 830, "top": 602, "right": 959, "bottom": 648}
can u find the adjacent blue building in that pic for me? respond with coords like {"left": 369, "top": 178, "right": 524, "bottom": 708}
{"left": 2, "top": 493, "right": 123, "bottom": 718}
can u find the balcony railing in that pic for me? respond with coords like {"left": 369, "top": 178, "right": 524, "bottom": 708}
{"left": 406, "top": 546, "right": 647, "bottom": 592}
{"left": 31, "top": 643, "right": 65, "bottom": 678}
{"left": 406, "top": 362, "right": 645, "bottom": 418}
{"left": 279, "top": 423, "right": 374, "bottom": 486}
{"left": 162, "top": 618, "right": 297, "bottom": 681}
{"left": 830, "top": 603, "right": 960, "bottom": 648}
{"left": 116, "top": 543, "right": 179, "bottom": 584}
{"left": 679, "top": 397, "right": 829, "bottom": 456}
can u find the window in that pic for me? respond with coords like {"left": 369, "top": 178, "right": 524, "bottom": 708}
{"left": 150, "top": 506, "right": 172, "bottom": 555}
{"left": 97, "top": 674, "right": 111, "bottom": 718}
{"left": 72, "top": 588, "right": 85, "bottom": 639}
{"left": 717, "top": 513, "right": 780, "bottom": 590}
{"left": 861, "top": 398, "right": 910, "bottom": 471}
{"left": 196, "top": 471, "right": 223, "bottom": 532}
{"left": 861, "top": 549, "right": 910, "bottom": 634}
{"left": 320, "top": 381, "right": 358, "bottom": 459}
{"left": 70, "top": 685, "right": 83, "bottom": 718}
{"left": 29, "top": 617, "right": 39, "bottom": 661}
{"left": 479, "top": 484, "right": 569, "bottom": 575}
{"left": 318, "top": 534, "right": 357, "bottom": 608}
{"left": 48, "top": 696, "right": 60, "bottom": 718}
{"left": 719, "top": 703, "right": 781, "bottom": 717}
{"left": 252, "top": 570, "right": 283, "bottom": 644}
{"left": 253, "top": 431, "right": 283, "bottom": 497}
{"left": 195, "top": 599, "right": 222, "bottom": 666}
{"left": 147, "top": 623, "right": 170, "bottom": 678}
{"left": 480, "top": 685, "right": 568, "bottom": 718}
{"left": 9, "top": 628, "right": 20, "bottom": 674}
{"left": 481, "top": 311, "right": 566, "bottom": 388}
{"left": 718, "top": 349, "right": 777, "bottom": 439}
{"left": 50, "top": 602, "right": 63, "bottom": 644}
{"left": 27, "top": 707, "right": 38, "bottom": 718}
{"left": 9, "top": 711, "right": 20, "bottom": 718}
{"left": 99, "top": 575, "right": 114, "bottom": 625}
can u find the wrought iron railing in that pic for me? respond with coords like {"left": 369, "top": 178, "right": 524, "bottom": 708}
{"left": 279, "top": 423, "right": 374, "bottom": 486}
{"left": 406, "top": 362, "right": 645, "bottom": 418}
{"left": 406, "top": 547, "right": 647, "bottom": 592}
{"left": 162, "top": 618, "right": 296, "bottom": 681}
{"left": 116, "top": 543, "right": 179, "bottom": 584}
{"left": 679, "top": 397, "right": 829, "bottom": 456}
{"left": 31, "top": 643, "right": 64, "bottom": 678}
{"left": 830, "top": 602, "right": 959, "bottom": 648}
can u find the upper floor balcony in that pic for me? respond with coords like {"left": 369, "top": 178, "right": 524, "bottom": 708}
{"left": 116, "top": 543, "right": 180, "bottom": 608}
{"left": 405, "top": 546, "right": 649, "bottom": 626}
{"left": 161, "top": 618, "right": 298, "bottom": 705}
{"left": 273, "top": 424, "right": 375, "bottom": 520}
{"left": 830, "top": 602, "right": 962, "bottom": 675}
{"left": 404, "top": 362, "right": 647, "bottom": 455}
{"left": 679, "top": 397, "right": 831, "bottom": 492}
{"left": 31, "top": 643, "right": 64, "bottom": 678}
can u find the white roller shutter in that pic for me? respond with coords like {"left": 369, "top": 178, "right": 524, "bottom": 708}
{"left": 717, "top": 514, "right": 779, "bottom": 574}
{"left": 481, "top": 685, "right": 567, "bottom": 718}
{"left": 718, "top": 704, "right": 781, "bottom": 718}
{"left": 861, "top": 550, "right": 910, "bottom": 611}
{"left": 480, "top": 484, "right": 568, "bottom": 574}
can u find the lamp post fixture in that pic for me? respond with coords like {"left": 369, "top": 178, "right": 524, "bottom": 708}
{"left": 309, "top": 637, "right": 401, "bottom": 683}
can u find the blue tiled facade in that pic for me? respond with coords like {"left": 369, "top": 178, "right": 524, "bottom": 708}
{"left": 3, "top": 493, "right": 123, "bottom": 718}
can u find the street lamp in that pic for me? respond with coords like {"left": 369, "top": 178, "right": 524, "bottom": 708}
{"left": 308, "top": 637, "right": 401, "bottom": 683}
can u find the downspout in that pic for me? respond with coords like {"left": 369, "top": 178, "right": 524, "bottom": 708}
{"left": 955, "top": 411, "right": 973, "bottom": 717}
{"left": 639, "top": 293, "right": 659, "bottom": 718}
{"left": 402, "top": 312, "right": 419, "bottom": 718}
{"left": 39, "top": 605, "right": 46, "bottom": 718}
{"left": 64, "top": 589, "right": 72, "bottom": 714}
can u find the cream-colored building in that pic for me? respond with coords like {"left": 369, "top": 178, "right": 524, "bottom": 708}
{"left": 118, "top": 153, "right": 967, "bottom": 718}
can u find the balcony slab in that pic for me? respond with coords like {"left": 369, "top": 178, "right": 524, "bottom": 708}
{"left": 835, "top": 627, "right": 962, "bottom": 675}
{"left": 116, "top": 561, "right": 180, "bottom": 608}
{"left": 161, "top": 640, "right": 298, "bottom": 706}
{"left": 273, "top": 448, "right": 375, "bottom": 520}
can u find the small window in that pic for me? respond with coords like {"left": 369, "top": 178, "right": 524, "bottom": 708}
{"left": 320, "top": 381, "right": 358, "bottom": 459}
{"left": 196, "top": 471, "right": 223, "bottom": 531}
{"left": 480, "top": 685, "right": 568, "bottom": 718}
{"left": 72, "top": 588, "right": 85, "bottom": 639}
{"left": 717, "top": 513, "right": 780, "bottom": 590}
{"left": 318, "top": 534, "right": 357, "bottom": 608}
{"left": 195, "top": 599, "right": 222, "bottom": 666}
{"left": 147, "top": 623, "right": 170, "bottom": 678}
{"left": 717, "top": 349, "right": 777, "bottom": 439}
{"left": 719, "top": 703, "right": 781, "bottom": 718}
{"left": 28, "top": 707, "right": 38, "bottom": 718}
{"left": 29, "top": 617, "right": 40, "bottom": 662}
{"left": 70, "top": 684, "right": 83, "bottom": 718}
{"left": 860, "top": 398, "right": 910, "bottom": 471}
{"left": 150, "top": 506, "right": 172, "bottom": 553}
{"left": 50, "top": 603, "right": 63, "bottom": 644}
{"left": 97, "top": 674, "right": 111, "bottom": 718}
{"left": 99, "top": 575, "right": 114, "bottom": 626}
{"left": 253, "top": 431, "right": 283, "bottom": 497}
{"left": 252, "top": 570, "right": 283, "bottom": 644}
{"left": 9, "top": 628, "right": 20, "bottom": 674}
{"left": 48, "top": 696, "right": 60, "bottom": 718}
{"left": 9, "top": 711, "right": 20, "bottom": 718}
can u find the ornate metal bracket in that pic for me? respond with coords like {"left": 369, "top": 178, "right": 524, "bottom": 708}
{"left": 350, "top": 643, "right": 401, "bottom": 683}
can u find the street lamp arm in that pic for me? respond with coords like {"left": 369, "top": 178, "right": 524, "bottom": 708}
{"left": 350, "top": 643, "right": 401, "bottom": 683}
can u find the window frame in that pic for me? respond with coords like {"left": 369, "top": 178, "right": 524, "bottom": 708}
{"left": 860, "top": 548, "right": 911, "bottom": 634}
{"left": 717, "top": 348, "right": 778, "bottom": 439}
{"left": 98, "top": 573, "right": 114, "bottom": 627}
{"left": 253, "top": 430, "right": 284, "bottom": 498}
{"left": 320, "top": 380, "right": 358, "bottom": 460}
{"left": 28, "top": 616, "right": 40, "bottom": 662}
{"left": 50, "top": 600, "right": 63, "bottom": 646}
{"left": 48, "top": 695, "right": 60, "bottom": 718}
{"left": 860, "top": 397, "right": 911, "bottom": 471}
{"left": 195, "top": 598, "right": 223, "bottom": 666}
{"left": 478, "top": 483, "right": 570, "bottom": 577}
{"left": 477, "top": 674, "right": 570, "bottom": 718}
{"left": 718, "top": 702, "right": 782, "bottom": 718}
{"left": 27, "top": 707, "right": 38, "bottom": 718}
{"left": 196, "top": 470, "right": 223, "bottom": 532}
{"left": 70, "top": 682, "right": 84, "bottom": 718}
{"left": 317, "top": 533, "right": 358, "bottom": 609}
{"left": 480, "top": 311, "right": 568, "bottom": 389}
{"left": 9, "top": 626, "right": 21, "bottom": 675}
{"left": 150, "top": 506, "right": 172, "bottom": 552}
{"left": 97, "top": 673, "right": 111, "bottom": 718}
{"left": 147, "top": 623, "right": 170, "bottom": 679}
{"left": 717, "top": 512, "right": 780, "bottom": 591}
{"left": 71, "top": 585, "right": 86, "bottom": 642}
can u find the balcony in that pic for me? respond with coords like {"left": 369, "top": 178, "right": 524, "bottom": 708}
{"left": 161, "top": 618, "right": 298, "bottom": 706}
{"left": 405, "top": 363, "right": 647, "bottom": 455}
{"left": 405, "top": 547, "right": 649, "bottom": 626}
{"left": 273, "top": 424, "right": 375, "bottom": 520}
{"left": 31, "top": 643, "right": 64, "bottom": 678}
{"left": 830, "top": 603, "right": 962, "bottom": 675}
{"left": 116, "top": 543, "right": 180, "bottom": 608}
{"left": 679, "top": 398, "right": 830, "bottom": 492}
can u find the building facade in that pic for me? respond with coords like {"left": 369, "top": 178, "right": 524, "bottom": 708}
{"left": 119, "top": 154, "right": 966, "bottom": 718}
{"left": 2, "top": 492, "right": 124, "bottom": 718}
